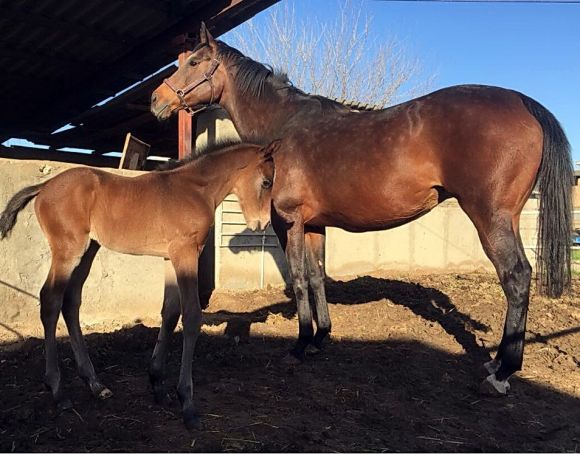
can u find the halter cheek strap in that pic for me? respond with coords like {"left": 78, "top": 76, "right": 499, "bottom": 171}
{"left": 163, "top": 58, "right": 221, "bottom": 116}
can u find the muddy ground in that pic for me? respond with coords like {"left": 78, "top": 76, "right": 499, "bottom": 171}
{"left": 1, "top": 272, "right": 579, "bottom": 452}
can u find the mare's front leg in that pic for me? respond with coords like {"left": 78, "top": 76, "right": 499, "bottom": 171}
{"left": 305, "top": 228, "right": 331, "bottom": 351}
{"left": 149, "top": 259, "right": 181, "bottom": 404}
{"left": 286, "top": 219, "right": 314, "bottom": 362}
{"left": 169, "top": 244, "right": 203, "bottom": 430}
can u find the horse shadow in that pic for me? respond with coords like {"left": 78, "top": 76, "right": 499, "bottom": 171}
{"left": 324, "top": 276, "right": 491, "bottom": 360}
{"left": 203, "top": 269, "right": 490, "bottom": 363}
{"left": 1, "top": 325, "right": 578, "bottom": 452}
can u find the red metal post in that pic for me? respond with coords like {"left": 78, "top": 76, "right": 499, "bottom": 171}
{"left": 177, "top": 49, "right": 193, "bottom": 159}
{"left": 176, "top": 33, "right": 197, "bottom": 159}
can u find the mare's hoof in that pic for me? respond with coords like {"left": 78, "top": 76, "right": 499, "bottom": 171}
{"left": 483, "top": 359, "right": 501, "bottom": 375}
{"left": 56, "top": 397, "right": 73, "bottom": 412}
{"left": 479, "top": 374, "right": 510, "bottom": 397}
{"left": 283, "top": 351, "right": 304, "bottom": 366}
{"left": 183, "top": 411, "right": 202, "bottom": 431}
{"left": 305, "top": 343, "right": 322, "bottom": 355}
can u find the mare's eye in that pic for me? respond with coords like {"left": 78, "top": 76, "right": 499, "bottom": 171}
{"left": 189, "top": 60, "right": 198, "bottom": 67}
{"left": 262, "top": 179, "right": 272, "bottom": 189}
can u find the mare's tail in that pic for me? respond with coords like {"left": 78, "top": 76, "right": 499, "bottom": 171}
{"left": 520, "top": 94, "right": 573, "bottom": 297}
{"left": 0, "top": 183, "right": 45, "bottom": 240}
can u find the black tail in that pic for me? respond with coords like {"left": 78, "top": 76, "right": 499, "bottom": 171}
{"left": 0, "top": 183, "right": 45, "bottom": 240}
{"left": 520, "top": 94, "right": 573, "bottom": 297}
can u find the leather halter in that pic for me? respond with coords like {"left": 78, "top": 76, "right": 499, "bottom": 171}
{"left": 163, "top": 58, "right": 221, "bottom": 116}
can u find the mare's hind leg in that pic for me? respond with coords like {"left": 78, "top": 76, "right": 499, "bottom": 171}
{"left": 463, "top": 207, "right": 532, "bottom": 395}
{"left": 61, "top": 240, "right": 112, "bottom": 399}
{"left": 305, "top": 228, "right": 331, "bottom": 351}
{"left": 41, "top": 248, "right": 86, "bottom": 410}
{"left": 149, "top": 259, "right": 181, "bottom": 404}
{"left": 169, "top": 244, "right": 202, "bottom": 430}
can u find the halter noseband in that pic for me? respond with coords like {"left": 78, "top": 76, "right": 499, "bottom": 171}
{"left": 163, "top": 58, "right": 221, "bottom": 116}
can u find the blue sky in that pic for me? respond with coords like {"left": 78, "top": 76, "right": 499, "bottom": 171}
{"left": 225, "top": 0, "right": 580, "bottom": 165}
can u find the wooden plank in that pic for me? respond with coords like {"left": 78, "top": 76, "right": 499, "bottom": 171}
{"left": 119, "top": 133, "right": 151, "bottom": 170}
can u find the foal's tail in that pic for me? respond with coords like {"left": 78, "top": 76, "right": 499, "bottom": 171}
{"left": 0, "top": 183, "right": 45, "bottom": 240}
{"left": 520, "top": 94, "right": 573, "bottom": 297}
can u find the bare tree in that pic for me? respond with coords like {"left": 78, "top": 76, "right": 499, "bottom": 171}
{"left": 228, "top": 0, "right": 434, "bottom": 107}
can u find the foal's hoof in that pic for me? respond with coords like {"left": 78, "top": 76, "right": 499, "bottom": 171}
{"left": 483, "top": 359, "right": 501, "bottom": 375}
{"left": 154, "top": 389, "right": 173, "bottom": 406}
{"left": 479, "top": 374, "right": 510, "bottom": 397}
{"left": 183, "top": 410, "right": 202, "bottom": 431}
{"left": 98, "top": 387, "right": 113, "bottom": 400}
{"left": 56, "top": 397, "right": 73, "bottom": 412}
{"left": 91, "top": 382, "right": 113, "bottom": 400}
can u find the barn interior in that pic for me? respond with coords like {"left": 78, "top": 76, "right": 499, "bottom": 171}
{"left": 0, "top": 0, "right": 278, "bottom": 167}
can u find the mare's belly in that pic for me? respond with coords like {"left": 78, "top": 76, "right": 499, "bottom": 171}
{"left": 309, "top": 186, "right": 440, "bottom": 232}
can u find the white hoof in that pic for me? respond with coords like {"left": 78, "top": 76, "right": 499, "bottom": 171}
{"left": 479, "top": 373, "right": 510, "bottom": 396}
{"left": 484, "top": 359, "right": 501, "bottom": 375}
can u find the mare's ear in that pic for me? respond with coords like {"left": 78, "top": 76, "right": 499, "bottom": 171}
{"left": 261, "top": 139, "right": 282, "bottom": 160}
{"left": 200, "top": 22, "right": 217, "bottom": 48}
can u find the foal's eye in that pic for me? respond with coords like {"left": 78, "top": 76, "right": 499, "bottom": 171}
{"left": 262, "top": 179, "right": 272, "bottom": 189}
{"left": 189, "top": 60, "right": 198, "bottom": 67}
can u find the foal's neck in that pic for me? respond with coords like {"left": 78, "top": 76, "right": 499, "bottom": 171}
{"left": 176, "top": 148, "right": 254, "bottom": 209}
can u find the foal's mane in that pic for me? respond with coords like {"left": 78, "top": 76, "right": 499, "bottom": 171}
{"left": 155, "top": 138, "right": 246, "bottom": 171}
{"left": 216, "top": 41, "right": 349, "bottom": 113}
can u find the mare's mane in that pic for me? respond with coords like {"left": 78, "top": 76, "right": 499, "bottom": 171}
{"left": 216, "top": 41, "right": 349, "bottom": 113}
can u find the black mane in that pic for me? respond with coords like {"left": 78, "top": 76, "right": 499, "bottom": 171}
{"left": 216, "top": 41, "right": 349, "bottom": 113}
{"left": 155, "top": 138, "right": 244, "bottom": 171}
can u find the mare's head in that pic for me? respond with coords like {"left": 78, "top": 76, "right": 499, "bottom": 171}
{"left": 233, "top": 140, "right": 280, "bottom": 232}
{"left": 151, "top": 23, "right": 228, "bottom": 120}
{"left": 151, "top": 22, "right": 278, "bottom": 122}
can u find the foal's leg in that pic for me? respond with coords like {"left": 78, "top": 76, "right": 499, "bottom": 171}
{"left": 169, "top": 246, "right": 202, "bottom": 430}
{"left": 465, "top": 209, "right": 532, "bottom": 395}
{"left": 305, "top": 228, "right": 332, "bottom": 350}
{"left": 61, "top": 240, "right": 112, "bottom": 399}
{"left": 41, "top": 251, "right": 84, "bottom": 410}
{"left": 286, "top": 219, "right": 314, "bottom": 361}
{"left": 149, "top": 259, "right": 181, "bottom": 404}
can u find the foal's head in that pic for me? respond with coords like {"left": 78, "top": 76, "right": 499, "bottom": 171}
{"left": 232, "top": 141, "right": 280, "bottom": 232}
{"left": 151, "top": 23, "right": 227, "bottom": 120}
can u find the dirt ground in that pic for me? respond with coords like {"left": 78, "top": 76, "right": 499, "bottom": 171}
{"left": 1, "top": 271, "right": 578, "bottom": 452}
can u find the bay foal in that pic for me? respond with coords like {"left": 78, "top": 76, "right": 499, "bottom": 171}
{"left": 0, "top": 141, "right": 277, "bottom": 428}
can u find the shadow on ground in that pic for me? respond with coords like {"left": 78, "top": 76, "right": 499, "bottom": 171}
{"left": 1, "top": 324, "right": 578, "bottom": 452}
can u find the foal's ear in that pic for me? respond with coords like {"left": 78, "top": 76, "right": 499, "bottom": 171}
{"left": 261, "top": 139, "right": 282, "bottom": 160}
{"left": 199, "top": 22, "right": 217, "bottom": 48}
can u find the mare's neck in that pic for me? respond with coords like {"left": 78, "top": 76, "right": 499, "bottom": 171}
{"left": 220, "top": 75, "right": 302, "bottom": 144}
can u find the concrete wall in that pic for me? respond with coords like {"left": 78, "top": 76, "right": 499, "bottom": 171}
{"left": 214, "top": 196, "right": 542, "bottom": 289}
{"left": 0, "top": 159, "right": 165, "bottom": 341}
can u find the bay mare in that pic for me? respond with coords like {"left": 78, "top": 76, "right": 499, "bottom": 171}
{"left": 151, "top": 24, "right": 573, "bottom": 396}
{"left": 0, "top": 141, "right": 277, "bottom": 428}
